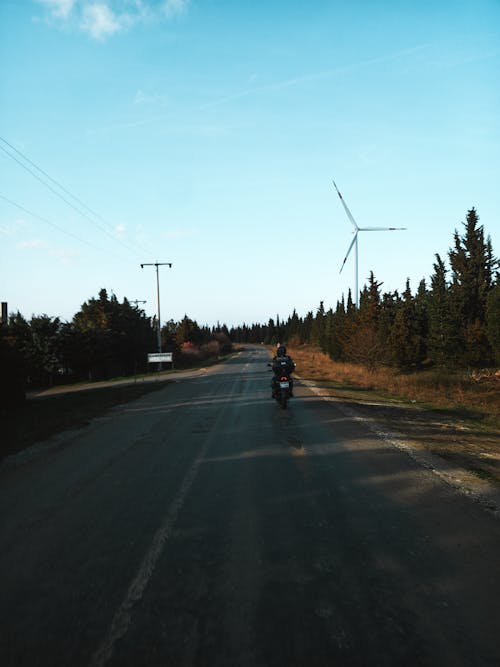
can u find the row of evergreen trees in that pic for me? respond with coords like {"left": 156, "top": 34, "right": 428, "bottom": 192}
{"left": 230, "top": 209, "right": 499, "bottom": 369}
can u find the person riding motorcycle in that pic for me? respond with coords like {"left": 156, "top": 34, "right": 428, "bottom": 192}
{"left": 271, "top": 344, "right": 296, "bottom": 398}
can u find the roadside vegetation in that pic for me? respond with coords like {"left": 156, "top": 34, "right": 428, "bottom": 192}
{"left": 288, "top": 344, "right": 500, "bottom": 429}
{"left": 285, "top": 343, "right": 500, "bottom": 487}
{"left": 232, "top": 207, "right": 500, "bottom": 481}
{"left": 230, "top": 209, "right": 499, "bottom": 376}
{"left": 1, "top": 290, "right": 234, "bottom": 459}
{"left": 1, "top": 206, "right": 498, "bottom": 466}
{"left": 0, "top": 289, "right": 232, "bottom": 404}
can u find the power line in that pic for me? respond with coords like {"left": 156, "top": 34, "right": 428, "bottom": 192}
{"left": 0, "top": 136, "right": 154, "bottom": 258}
{"left": 0, "top": 136, "right": 108, "bottom": 228}
{"left": 0, "top": 192, "right": 133, "bottom": 263}
{"left": 0, "top": 143, "right": 111, "bottom": 232}
{"left": 0, "top": 141, "right": 144, "bottom": 257}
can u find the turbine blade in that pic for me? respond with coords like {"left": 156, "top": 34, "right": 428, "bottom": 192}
{"left": 339, "top": 233, "right": 357, "bottom": 273}
{"left": 332, "top": 179, "right": 359, "bottom": 230}
{"left": 358, "top": 227, "right": 407, "bottom": 231}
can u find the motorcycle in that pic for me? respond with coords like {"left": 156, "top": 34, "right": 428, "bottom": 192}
{"left": 269, "top": 363, "right": 293, "bottom": 409}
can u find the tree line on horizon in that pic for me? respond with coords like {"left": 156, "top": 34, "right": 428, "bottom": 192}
{"left": 0, "top": 289, "right": 232, "bottom": 403}
{"left": 229, "top": 208, "right": 499, "bottom": 370}
{"left": 1, "top": 207, "right": 499, "bottom": 407}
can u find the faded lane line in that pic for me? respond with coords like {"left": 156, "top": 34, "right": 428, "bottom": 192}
{"left": 89, "top": 378, "right": 241, "bottom": 667}
{"left": 89, "top": 446, "right": 208, "bottom": 667}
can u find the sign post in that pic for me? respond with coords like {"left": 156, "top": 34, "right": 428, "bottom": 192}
{"left": 148, "top": 352, "right": 173, "bottom": 369}
{"left": 140, "top": 262, "right": 172, "bottom": 370}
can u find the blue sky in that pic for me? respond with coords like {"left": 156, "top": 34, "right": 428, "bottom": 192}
{"left": 1, "top": 0, "right": 499, "bottom": 328}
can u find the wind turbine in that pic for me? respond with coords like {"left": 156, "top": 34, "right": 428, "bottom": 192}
{"left": 333, "top": 179, "right": 406, "bottom": 308}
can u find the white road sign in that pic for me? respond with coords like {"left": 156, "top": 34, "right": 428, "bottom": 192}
{"left": 148, "top": 352, "right": 173, "bottom": 363}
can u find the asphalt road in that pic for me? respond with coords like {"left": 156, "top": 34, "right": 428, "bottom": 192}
{"left": 1, "top": 346, "right": 500, "bottom": 666}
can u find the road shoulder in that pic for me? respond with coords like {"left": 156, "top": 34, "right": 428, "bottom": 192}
{"left": 297, "top": 375, "right": 500, "bottom": 519}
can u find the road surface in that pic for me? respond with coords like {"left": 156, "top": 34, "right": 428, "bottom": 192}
{"left": 1, "top": 346, "right": 500, "bottom": 666}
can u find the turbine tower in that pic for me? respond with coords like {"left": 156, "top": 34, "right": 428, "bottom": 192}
{"left": 333, "top": 180, "right": 406, "bottom": 308}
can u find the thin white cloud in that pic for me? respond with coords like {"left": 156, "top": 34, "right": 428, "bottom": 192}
{"left": 0, "top": 217, "right": 28, "bottom": 237}
{"left": 81, "top": 3, "right": 123, "bottom": 40}
{"left": 35, "top": 0, "right": 190, "bottom": 40}
{"left": 37, "top": 0, "right": 76, "bottom": 20}
{"left": 18, "top": 239, "right": 44, "bottom": 249}
{"left": 163, "top": 0, "right": 189, "bottom": 19}
{"left": 17, "top": 238, "right": 77, "bottom": 264}
{"left": 114, "top": 223, "right": 126, "bottom": 237}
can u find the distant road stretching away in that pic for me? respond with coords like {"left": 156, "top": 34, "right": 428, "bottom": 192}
{"left": 1, "top": 346, "right": 500, "bottom": 666}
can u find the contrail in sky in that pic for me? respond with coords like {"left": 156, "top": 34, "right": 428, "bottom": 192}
{"left": 200, "top": 44, "right": 431, "bottom": 110}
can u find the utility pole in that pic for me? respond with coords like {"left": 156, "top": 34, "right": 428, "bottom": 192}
{"left": 140, "top": 263, "right": 172, "bottom": 367}
{"left": 130, "top": 299, "right": 147, "bottom": 307}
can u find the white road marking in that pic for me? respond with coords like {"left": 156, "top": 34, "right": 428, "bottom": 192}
{"left": 89, "top": 369, "right": 244, "bottom": 666}
{"left": 89, "top": 439, "right": 209, "bottom": 667}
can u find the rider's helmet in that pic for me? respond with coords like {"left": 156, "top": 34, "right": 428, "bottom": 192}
{"left": 277, "top": 344, "right": 287, "bottom": 357}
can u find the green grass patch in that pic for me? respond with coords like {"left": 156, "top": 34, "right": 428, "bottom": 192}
{"left": 469, "top": 467, "right": 496, "bottom": 482}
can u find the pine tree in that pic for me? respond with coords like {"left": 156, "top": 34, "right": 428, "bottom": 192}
{"left": 175, "top": 315, "right": 203, "bottom": 346}
{"left": 415, "top": 279, "right": 429, "bottom": 365}
{"left": 264, "top": 318, "right": 277, "bottom": 345}
{"left": 448, "top": 208, "right": 497, "bottom": 366}
{"left": 427, "top": 254, "right": 459, "bottom": 367}
{"left": 346, "top": 289, "right": 355, "bottom": 315}
{"left": 329, "top": 298, "right": 346, "bottom": 360}
{"left": 378, "top": 290, "right": 399, "bottom": 365}
{"left": 323, "top": 308, "right": 336, "bottom": 357}
{"left": 301, "top": 311, "right": 314, "bottom": 343}
{"left": 358, "top": 272, "right": 382, "bottom": 327}
{"left": 344, "top": 273, "right": 385, "bottom": 370}
{"left": 389, "top": 280, "right": 421, "bottom": 370}
{"left": 287, "top": 309, "right": 301, "bottom": 345}
{"left": 311, "top": 301, "right": 326, "bottom": 350}
{"left": 486, "top": 284, "right": 500, "bottom": 364}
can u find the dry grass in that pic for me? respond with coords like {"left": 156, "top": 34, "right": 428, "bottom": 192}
{"left": 288, "top": 345, "right": 500, "bottom": 427}
{"left": 284, "top": 345, "right": 500, "bottom": 486}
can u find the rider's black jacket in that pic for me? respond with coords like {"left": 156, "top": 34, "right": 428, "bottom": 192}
{"left": 271, "top": 354, "right": 295, "bottom": 377}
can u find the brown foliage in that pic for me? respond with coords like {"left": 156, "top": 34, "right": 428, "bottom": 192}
{"left": 288, "top": 344, "right": 500, "bottom": 425}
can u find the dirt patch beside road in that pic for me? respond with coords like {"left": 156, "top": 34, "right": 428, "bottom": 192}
{"left": 284, "top": 344, "right": 500, "bottom": 484}
{"left": 297, "top": 374, "right": 500, "bottom": 518}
